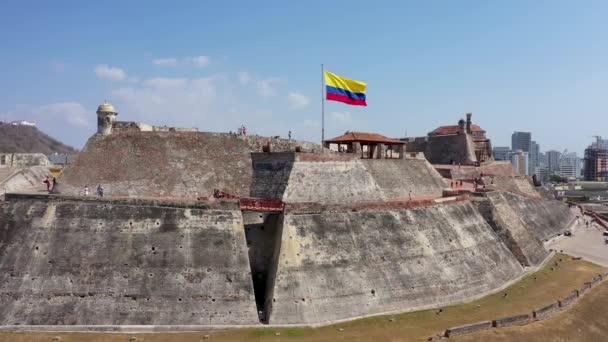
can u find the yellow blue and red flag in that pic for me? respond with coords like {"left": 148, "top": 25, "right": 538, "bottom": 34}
{"left": 324, "top": 71, "right": 367, "bottom": 106}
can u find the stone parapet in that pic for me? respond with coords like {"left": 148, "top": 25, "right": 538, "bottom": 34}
{"left": 445, "top": 321, "right": 493, "bottom": 337}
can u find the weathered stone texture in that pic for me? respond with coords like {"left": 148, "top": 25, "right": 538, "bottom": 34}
{"left": 251, "top": 153, "right": 446, "bottom": 204}
{"left": 0, "top": 166, "right": 51, "bottom": 196}
{"left": 492, "top": 313, "right": 530, "bottom": 327}
{"left": 360, "top": 158, "right": 447, "bottom": 199}
{"left": 533, "top": 302, "right": 559, "bottom": 320}
{"left": 0, "top": 153, "right": 50, "bottom": 167}
{"left": 58, "top": 132, "right": 317, "bottom": 198}
{"left": 478, "top": 193, "right": 549, "bottom": 266}
{"left": 445, "top": 320, "right": 493, "bottom": 337}
{"left": 269, "top": 202, "right": 524, "bottom": 324}
{"left": 558, "top": 291, "right": 578, "bottom": 308}
{"left": 0, "top": 196, "right": 258, "bottom": 325}
{"left": 486, "top": 191, "right": 574, "bottom": 242}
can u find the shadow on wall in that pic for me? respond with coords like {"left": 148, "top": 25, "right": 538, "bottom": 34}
{"left": 249, "top": 153, "right": 296, "bottom": 200}
{"left": 242, "top": 211, "right": 284, "bottom": 323}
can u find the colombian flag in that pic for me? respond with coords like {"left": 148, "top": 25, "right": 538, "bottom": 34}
{"left": 324, "top": 71, "right": 367, "bottom": 106}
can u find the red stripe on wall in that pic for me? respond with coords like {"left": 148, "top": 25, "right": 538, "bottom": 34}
{"left": 326, "top": 93, "right": 367, "bottom": 106}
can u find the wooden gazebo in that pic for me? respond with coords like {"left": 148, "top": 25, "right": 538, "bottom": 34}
{"left": 324, "top": 131, "right": 406, "bottom": 159}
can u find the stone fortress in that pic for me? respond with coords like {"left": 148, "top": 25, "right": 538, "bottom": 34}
{"left": 0, "top": 102, "right": 575, "bottom": 327}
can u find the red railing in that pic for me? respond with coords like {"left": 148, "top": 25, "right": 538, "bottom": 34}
{"left": 240, "top": 197, "right": 284, "bottom": 212}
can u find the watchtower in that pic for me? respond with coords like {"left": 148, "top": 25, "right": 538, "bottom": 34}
{"left": 96, "top": 101, "right": 118, "bottom": 135}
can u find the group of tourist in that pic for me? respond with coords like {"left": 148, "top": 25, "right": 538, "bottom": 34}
{"left": 82, "top": 184, "right": 104, "bottom": 197}
{"left": 43, "top": 177, "right": 106, "bottom": 197}
{"left": 42, "top": 176, "right": 57, "bottom": 192}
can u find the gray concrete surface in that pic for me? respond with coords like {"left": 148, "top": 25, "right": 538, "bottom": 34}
{"left": 547, "top": 208, "right": 608, "bottom": 267}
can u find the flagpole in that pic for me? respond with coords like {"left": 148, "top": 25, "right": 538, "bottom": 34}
{"left": 321, "top": 63, "right": 325, "bottom": 151}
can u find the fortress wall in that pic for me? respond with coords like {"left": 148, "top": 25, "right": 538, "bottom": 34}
{"left": 251, "top": 154, "right": 446, "bottom": 204}
{"left": 424, "top": 134, "right": 474, "bottom": 165}
{"left": 476, "top": 194, "right": 548, "bottom": 266}
{"left": 446, "top": 162, "right": 516, "bottom": 180}
{"left": 0, "top": 196, "right": 259, "bottom": 325}
{"left": 250, "top": 153, "right": 295, "bottom": 200}
{"left": 268, "top": 202, "right": 525, "bottom": 325}
{"left": 489, "top": 192, "right": 575, "bottom": 242}
{"left": 282, "top": 158, "right": 384, "bottom": 204}
{"left": 0, "top": 166, "right": 51, "bottom": 196}
{"left": 360, "top": 159, "right": 447, "bottom": 199}
{"left": 58, "top": 132, "right": 315, "bottom": 198}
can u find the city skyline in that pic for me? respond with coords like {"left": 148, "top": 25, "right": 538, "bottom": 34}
{"left": 1, "top": 1, "right": 607, "bottom": 156}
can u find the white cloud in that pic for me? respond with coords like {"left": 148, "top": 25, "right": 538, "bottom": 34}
{"left": 35, "top": 102, "right": 91, "bottom": 127}
{"left": 152, "top": 58, "right": 178, "bottom": 66}
{"left": 237, "top": 71, "right": 251, "bottom": 85}
{"left": 188, "top": 55, "right": 210, "bottom": 68}
{"left": 287, "top": 92, "right": 310, "bottom": 110}
{"left": 143, "top": 78, "right": 187, "bottom": 88}
{"left": 152, "top": 55, "right": 211, "bottom": 68}
{"left": 256, "top": 78, "right": 280, "bottom": 98}
{"left": 94, "top": 64, "right": 127, "bottom": 81}
{"left": 111, "top": 76, "right": 222, "bottom": 128}
{"left": 329, "top": 111, "right": 352, "bottom": 124}
{"left": 303, "top": 119, "right": 320, "bottom": 128}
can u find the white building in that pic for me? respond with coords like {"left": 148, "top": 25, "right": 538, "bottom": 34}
{"left": 509, "top": 150, "right": 529, "bottom": 176}
{"left": 9, "top": 120, "right": 36, "bottom": 126}
{"left": 559, "top": 152, "right": 581, "bottom": 179}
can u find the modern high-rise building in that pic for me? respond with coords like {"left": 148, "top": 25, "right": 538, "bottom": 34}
{"left": 584, "top": 137, "right": 608, "bottom": 181}
{"left": 509, "top": 150, "right": 529, "bottom": 176}
{"left": 528, "top": 141, "right": 540, "bottom": 176}
{"left": 546, "top": 150, "right": 561, "bottom": 173}
{"left": 511, "top": 132, "right": 531, "bottom": 153}
{"left": 559, "top": 152, "right": 581, "bottom": 179}
{"left": 492, "top": 146, "right": 510, "bottom": 161}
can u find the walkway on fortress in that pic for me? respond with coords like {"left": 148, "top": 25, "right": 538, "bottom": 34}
{"left": 547, "top": 206, "right": 608, "bottom": 267}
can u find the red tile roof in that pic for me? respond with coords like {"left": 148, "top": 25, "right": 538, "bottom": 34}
{"left": 325, "top": 131, "right": 405, "bottom": 144}
{"left": 429, "top": 124, "right": 484, "bottom": 136}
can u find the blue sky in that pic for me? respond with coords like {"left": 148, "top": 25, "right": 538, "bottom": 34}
{"left": 1, "top": 1, "right": 607, "bottom": 156}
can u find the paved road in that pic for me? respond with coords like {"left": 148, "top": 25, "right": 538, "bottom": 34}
{"left": 547, "top": 208, "right": 608, "bottom": 267}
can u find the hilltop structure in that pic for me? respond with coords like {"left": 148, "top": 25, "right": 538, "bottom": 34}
{"left": 403, "top": 113, "right": 493, "bottom": 165}
{"left": 0, "top": 102, "right": 575, "bottom": 327}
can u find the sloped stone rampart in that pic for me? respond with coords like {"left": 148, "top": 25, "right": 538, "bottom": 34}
{"left": 58, "top": 132, "right": 316, "bottom": 198}
{"left": 360, "top": 158, "right": 447, "bottom": 199}
{"left": 251, "top": 153, "right": 447, "bottom": 204}
{"left": 477, "top": 193, "right": 548, "bottom": 266}
{"left": 0, "top": 195, "right": 258, "bottom": 325}
{"left": 268, "top": 202, "right": 525, "bottom": 325}
{"left": 0, "top": 166, "right": 51, "bottom": 196}
{"left": 485, "top": 191, "right": 575, "bottom": 242}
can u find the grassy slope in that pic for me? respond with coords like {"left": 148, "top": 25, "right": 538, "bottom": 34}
{"left": 0, "top": 253, "right": 604, "bottom": 342}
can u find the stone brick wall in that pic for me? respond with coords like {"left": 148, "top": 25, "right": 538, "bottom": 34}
{"left": 251, "top": 153, "right": 447, "bottom": 205}
{"left": 269, "top": 201, "right": 525, "bottom": 325}
{"left": 58, "top": 132, "right": 317, "bottom": 198}
{"left": 445, "top": 321, "right": 493, "bottom": 337}
{"left": 492, "top": 313, "right": 530, "bottom": 327}
{"left": 0, "top": 153, "right": 50, "bottom": 167}
{"left": 0, "top": 195, "right": 258, "bottom": 325}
